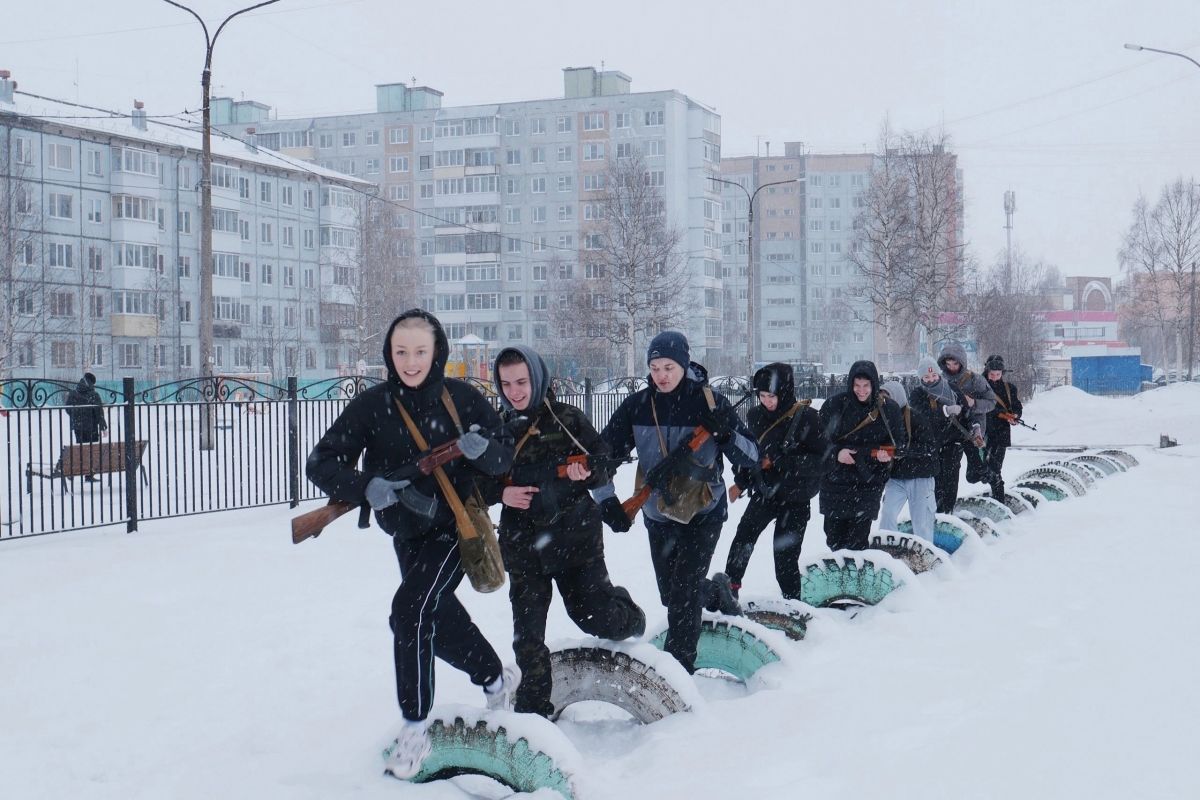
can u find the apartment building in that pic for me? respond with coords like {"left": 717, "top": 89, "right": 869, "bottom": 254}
{"left": 718, "top": 144, "right": 875, "bottom": 374}
{"left": 0, "top": 71, "right": 369, "bottom": 383}
{"left": 215, "top": 67, "right": 724, "bottom": 374}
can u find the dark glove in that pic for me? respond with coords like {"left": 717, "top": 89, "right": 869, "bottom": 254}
{"left": 457, "top": 424, "right": 489, "bottom": 460}
{"left": 599, "top": 496, "right": 632, "bottom": 532}
{"left": 365, "top": 476, "right": 412, "bottom": 510}
{"left": 700, "top": 407, "right": 734, "bottom": 443}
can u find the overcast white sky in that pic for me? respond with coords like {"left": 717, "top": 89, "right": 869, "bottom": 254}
{"left": 5, "top": 0, "right": 1200, "bottom": 279}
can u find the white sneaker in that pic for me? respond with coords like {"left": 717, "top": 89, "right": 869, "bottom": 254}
{"left": 483, "top": 664, "right": 521, "bottom": 711}
{"left": 383, "top": 720, "right": 431, "bottom": 780}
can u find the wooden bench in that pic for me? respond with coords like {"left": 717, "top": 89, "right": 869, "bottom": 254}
{"left": 26, "top": 440, "right": 149, "bottom": 493}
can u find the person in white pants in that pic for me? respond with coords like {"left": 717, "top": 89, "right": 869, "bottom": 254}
{"left": 878, "top": 378, "right": 939, "bottom": 542}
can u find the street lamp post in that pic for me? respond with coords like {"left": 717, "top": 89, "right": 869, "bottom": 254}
{"left": 710, "top": 175, "right": 800, "bottom": 372}
{"left": 162, "top": 0, "right": 280, "bottom": 449}
{"left": 1125, "top": 42, "right": 1200, "bottom": 380}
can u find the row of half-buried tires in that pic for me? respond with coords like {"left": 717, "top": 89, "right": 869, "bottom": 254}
{"left": 394, "top": 448, "right": 1138, "bottom": 799}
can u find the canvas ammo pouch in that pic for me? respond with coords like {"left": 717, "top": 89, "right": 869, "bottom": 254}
{"left": 394, "top": 391, "right": 506, "bottom": 593}
{"left": 640, "top": 388, "right": 719, "bottom": 525}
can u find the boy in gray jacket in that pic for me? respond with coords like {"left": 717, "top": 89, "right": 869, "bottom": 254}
{"left": 935, "top": 344, "right": 996, "bottom": 512}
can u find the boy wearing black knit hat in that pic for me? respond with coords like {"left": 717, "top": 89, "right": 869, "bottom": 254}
{"left": 983, "top": 355, "right": 1022, "bottom": 501}
{"left": 594, "top": 331, "right": 759, "bottom": 673}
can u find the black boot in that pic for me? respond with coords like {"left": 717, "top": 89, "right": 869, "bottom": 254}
{"left": 707, "top": 573, "right": 742, "bottom": 616}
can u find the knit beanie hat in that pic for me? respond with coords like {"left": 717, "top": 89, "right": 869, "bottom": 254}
{"left": 916, "top": 356, "right": 939, "bottom": 381}
{"left": 647, "top": 331, "right": 690, "bottom": 370}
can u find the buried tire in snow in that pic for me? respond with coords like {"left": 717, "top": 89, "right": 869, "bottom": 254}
{"left": 797, "top": 552, "right": 905, "bottom": 607}
{"left": 391, "top": 711, "right": 583, "bottom": 800}
{"left": 868, "top": 530, "right": 946, "bottom": 573}
{"left": 741, "top": 597, "right": 814, "bottom": 641}
{"left": 1013, "top": 477, "right": 1073, "bottom": 502}
{"left": 1014, "top": 465, "right": 1087, "bottom": 496}
{"left": 954, "top": 495, "right": 1014, "bottom": 524}
{"left": 1070, "top": 454, "right": 1125, "bottom": 476}
{"left": 548, "top": 643, "right": 696, "bottom": 723}
{"left": 896, "top": 514, "right": 975, "bottom": 555}
{"left": 1098, "top": 449, "right": 1138, "bottom": 468}
{"left": 650, "top": 617, "right": 783, "bottom": 683}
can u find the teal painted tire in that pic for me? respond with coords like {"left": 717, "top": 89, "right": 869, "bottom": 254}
{"left": 1015, "top": 466, "right": 1086, "bottom": 496}
{"left": 1070, "top": 455, "right": 1124, "bottom": 476}
{"left": 397, "top": 714, "right": 582, "bottom": 799}
{"left": 954, "top": 511, "right": 1001, "bottom": 539}
{"left": 548, "top": 644, "right": 694, "bottom": 723}
{"left": 798, "top": 554, "right": 904, "bottom": 607}
{"left": 897, "top": 516, "right": 971, "bottom": 554}
{"left": 1099, "top": 449, "right": 1138, "bottom": 468}
{"left": 868, "top": 530, "right": 945, "bottom": 574}
{"left": 742, "top": 597, "right": 813, "bottom": 640}
{"left": 1014, "top": 477, "right": 1071, "bottom": 502}
{"left": 650, "top": 618, "right": 781, "bottom": 682}
{"left": 954, "top": 495, "right": 1014, "bottom": 524}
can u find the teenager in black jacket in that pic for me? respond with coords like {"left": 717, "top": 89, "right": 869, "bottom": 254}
{"left": 481, "top": 346, "right": 645, "bottom": 718}
{"left": 593, "top": 331, "right": 758, "bottom": 673}
{"left": 306, "top": 309, "right": 515, "bottom": 779}
{"left": 723, "top": 363, "right": 827, "bottom": 600}
{"left": 983, "top": 355, "right": 1023, "bottom": 500}
{"left": 818, "top": 360, "right": 902, "bottom": 551}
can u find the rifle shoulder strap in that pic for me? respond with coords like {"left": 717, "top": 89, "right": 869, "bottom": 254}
{"left": 839, "top": 405, "right": 879, "bottom": 441}
{"left": 903, "top": 406, "right": 912, "bottom": 446}
{"left": 758, "top": 400, "right": 807, "bottom": 443}
{"left": 395, "top": 395, "right": 478, "bottom": 541}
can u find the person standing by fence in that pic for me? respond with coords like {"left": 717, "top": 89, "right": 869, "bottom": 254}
{"left": 65, "top": 372, "right": 107, "bottom": 482}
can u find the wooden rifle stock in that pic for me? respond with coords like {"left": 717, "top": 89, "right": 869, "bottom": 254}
{"left": 870, "top": 445, "right": 896, "bottom": 459}
{"left": 291, "top": 500, "right": 357, "bottom": 545}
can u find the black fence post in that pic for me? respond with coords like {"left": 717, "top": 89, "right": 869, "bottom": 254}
{"left": 583, "top": 377, "right": 593, "bottom": 419}
{"left": 288, "top": 376, "right": 300, "bottom": 509}
{"left": 123, "top": 377, "right": 138, "bottom": 534}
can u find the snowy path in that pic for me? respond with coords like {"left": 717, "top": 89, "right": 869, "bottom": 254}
{"left": 1, "top": 384, "right": 1197, "bottom": 799}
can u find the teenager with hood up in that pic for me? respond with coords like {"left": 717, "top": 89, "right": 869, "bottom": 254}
{"left": 817, "top": 360, "right": 903, "bottom": 551}
{"left": 593, "top": 331, "right": 758, "bottom": 674}
{"left": 983, "top": 355, "right": 1022, "bottom": 501}
{"left": 877, "top": 379, "right": 939, "bottom": 542}
{"left": 306, "top": 309, "right": 516, "bottom": 780}
{"left": 722, "top": 362, "right": 827, "bottom": 600}
{"left": 936, "top": 344, "right": 997, "bottom": 508}
{"left": 479, "top": 345, "right": 645, "bottom": 718}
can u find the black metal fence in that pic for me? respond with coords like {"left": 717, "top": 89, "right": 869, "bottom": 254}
{"left": 3, "top": 374, "right": 846, "bottom": 540}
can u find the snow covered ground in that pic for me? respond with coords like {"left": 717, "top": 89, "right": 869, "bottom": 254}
{"left": 2, "top": 383, "right": 1197, "bottom": 800}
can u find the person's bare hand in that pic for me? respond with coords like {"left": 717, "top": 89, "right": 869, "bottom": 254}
{"left": 876, "top": 449, "right": 892, "bottom": 463}
{"left": 965, "top": 395, "right": 975, "bottom": 408}
{"left": 502, "top": 485, "right": 539, "bottom": 509}
{"left": 564, "top": 462, "right": 592, "bottom": 481}
{"left": 837, "top": 448, "right": 856, "bottom": 465}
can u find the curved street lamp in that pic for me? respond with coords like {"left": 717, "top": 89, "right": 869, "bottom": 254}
{"left": 710, "top": 175, "right": 801, "bottom": 371}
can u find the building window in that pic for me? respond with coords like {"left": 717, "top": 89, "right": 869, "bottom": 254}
{"left": 48, "top": 193, "right": 74, "bottom": 219}
{"left": 389, "top": 155, "right": 410, "bottom": 173}
{"left": 615, "top": 112, "right": 631, "bottom": 129}
{"left": 14, "top": 135, "right": 33, "bottom": 164}
{"left": 87, "top": 245, "right": 103, "bottom": 272}
{"left": 49, "top": 291, "right": 75, "bottom": 317}
{"left": 87, "top": 150, "right": 104, "bottom": 176}
{"left": 49, "top": 243, "right": 74, "bottom": 268}
{"left": 47, "top": 143, "right": 74, "bottom": 171}
{"left": 557, "top": 146, "right": 573, "bottom": 163}
{"left": 556, "top": 115, "right": 573, "bottom": 133}
{"left": 259, "top": 181, "right": 273, "bottom": 203}
{"left": 51, "top": 341, "right": 76, "bottom": 369}
{"left": 281, "top": 185, "right": 294, "bottom": 206}
{"left": 583, "top": 112, "right": 605, "bottom": 131}
{"left": 644, "top": 110, "right": 664, "bottom": 126}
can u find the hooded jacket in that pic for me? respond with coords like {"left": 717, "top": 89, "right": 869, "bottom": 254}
{"left": 817, "top": 360, "right": 903, "bottom": 519}
{"left": 305, "top": 309, "right": 514, "bottom": 539}
{"left": 890, "top": 383, "right": 940, "bottom": 480}
{"left": 734, "top": 363, "right": 826, "bottom": 505}
{"left": 937, "top": 343, "right": 996, "bottom": 432}
{"left": 985, "top": 375, "right": 1023, "bottom": 448}
{"left": 65, "top": 375, "right": 107, "bottom": 438}
{"left": 594, "top": 361, "right": 758, "bottom": 525}
{"left": 481, "top": 346, "right": 613, "bottom": 574}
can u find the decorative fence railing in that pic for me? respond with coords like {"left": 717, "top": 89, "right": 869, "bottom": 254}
{"left": 0, "top": 374, "right": 844, "bottom": 540}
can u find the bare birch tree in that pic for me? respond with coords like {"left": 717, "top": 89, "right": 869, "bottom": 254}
{"left": 849, "top": 123, "right": 965, "bottom": 366}
{"left": 552, "top": 150, "right": 695, "bottom": 377}
{"left": 0, "top": 141, "right": 41, "bottom": 379}
{"left": 968, "top": 247, "right": 1049, "bottom": 393}
{"left": 350, "top": 197, "right": 418, "bottom": 367}
{"left": 1118, "top": 178, "right": 1200, "bottom": 378}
